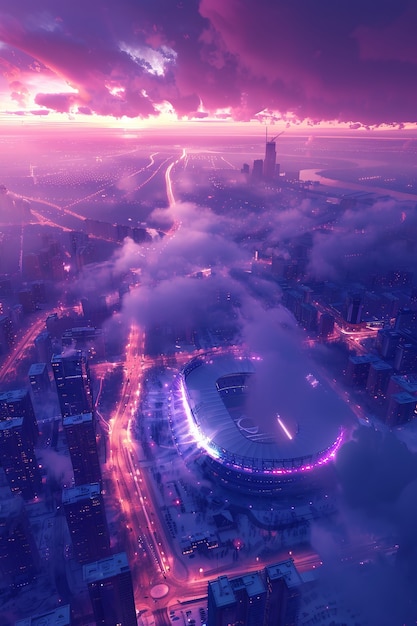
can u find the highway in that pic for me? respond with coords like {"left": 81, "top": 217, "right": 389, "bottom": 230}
{"left": 0, "top": 309, "right": 53, "bottom": 384}
{"left": 9, "top": 149, "right": 183, "bottom": 235}
{"left": 104, "top": 153, "right": 190, "bottom": 620}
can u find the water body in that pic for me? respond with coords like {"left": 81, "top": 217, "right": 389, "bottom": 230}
{"left": 300, "top": 168, "right": 417, "bottom": 203}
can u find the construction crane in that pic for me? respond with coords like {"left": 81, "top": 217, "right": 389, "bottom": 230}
{"left": 267, "top": 130, "right": 284, "bottom": 144}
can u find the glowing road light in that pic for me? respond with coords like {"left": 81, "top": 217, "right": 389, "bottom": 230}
{"left": 277, "top": 416, "right": 293, "bottom": 440}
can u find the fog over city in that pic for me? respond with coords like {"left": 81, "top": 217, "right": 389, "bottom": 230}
{"left": 1, "top": 2, "right": 417, "bottom": 626}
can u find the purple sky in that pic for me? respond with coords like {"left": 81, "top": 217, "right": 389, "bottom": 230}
{"left": 0, "top": 0, "right": 416, "bottom": 126}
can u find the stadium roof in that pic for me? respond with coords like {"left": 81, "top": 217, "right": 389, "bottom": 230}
{"left": 182, "top": 354, "right": 351, "bottom": 470}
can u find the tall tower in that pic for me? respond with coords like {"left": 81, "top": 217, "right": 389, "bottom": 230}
{"left": 208, "top": 573, "right": 267, "bottom": 626}
{"left": 252, "top": 159, "right": 263, "bottom": 181}
{"left": 264, "top": 130, "right": 283, "bottom": 181}
{"left": 265, "top": 560, "right": 302, "bottom": 626}
{"left": 264, "top": 140, "right": 277, "bottom": 180}
{"left": 0, "top": 388, "right": 39, "bottom": 445}
{"left": 83, "top": 552, "right": 137, "bottom": 626}
{"left": 63, "top": 413, "right": 101, "bottom": 486}
{"left": 52, "top": 350, "right": 93, "bottom": 418}
{"left": 62, "top": 483, "right": 110, "bottom": 564}
{"left": 0, "top": 416, "right": 42, "bottom": 499}
{"left": 208, "top": 560, "right": 302, "bottom": 626}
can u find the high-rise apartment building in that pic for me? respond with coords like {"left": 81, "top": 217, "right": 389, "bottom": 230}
{"left": 0, "top": 314, "right": 14, "bottom": 354}
{"left": 0, "top": 388, "right": 39, "bottom": 445}
{"left": 63, "top": 412, "right": 101, "bottom": 485}
{"left": 83, "top": 552, "right": 137, "bottom": 626}
{"left": 62, "top": 483, "right": 110, "bottom": 564}
{"left": 265, "top": 560, "right": 303, "bottom": 626}
{"left": 208, "top": 560, "right": 302, "bottom": 626}
{"left": 0, "top": 416, "right": 42, "bottom": 499}
{"left": 208, "top": 572, "right": 267, "bottom": 626}
{"left": 28, "top": 362, "right": 51, "bottom": 395}
{"left": 52, "top": 350, "right": 93, "bottom": 418}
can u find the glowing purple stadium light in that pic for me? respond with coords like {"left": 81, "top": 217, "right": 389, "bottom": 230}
{"left": 179, "top": 376, "right": 221, "bottom": 459}
{"left": 177, "top": 367, "right": 346, "bottom": 478}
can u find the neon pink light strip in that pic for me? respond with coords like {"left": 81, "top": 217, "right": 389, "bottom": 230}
{"left": 277, "top": 416, "right": 293, "bottom": 440}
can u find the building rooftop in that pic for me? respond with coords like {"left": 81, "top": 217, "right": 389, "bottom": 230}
{"left": 209, "top": 576, "right": 235, "bottom": 608}
{"left": 348, "top": 354, "right": 380, "bottom": 365}
{"left": 63, "top": 412, "right": 93, "bottom": 427}
{"left": 83, "top": 552, "right": 130, "bottom": 583}
{"left": 15, "top": 605, "right": 71, "bottom": 626}
{"left": 0, "top": 388, "right": 28, "bottom": 402}
{"left": 266, "top": 559, "right": 303, "bottom": 589}
{"left": 370, "top": 360, "right": 393, "bottom": 371}
{"left": 391, "top": 392, "right": 417, "bottom": 405}
{"left": 63, "top": 327, "right": 101, "bottom": 337}
{"left": 62, "top": 483, "right": 100, "bottom": 505}
{"left": 52, "top": 350, "right": 86, "bottom": 364}
{"left": 28, "top": 363, "right": 47, "bottom": 376}
{"left": 231, "top": 573, "right": 266, "bottom": 597}
{"left": 0, "top": 417, "right": 24, "bottom": 431}
{"left": 391, "top": 374, "right": 417, "bottom": 395}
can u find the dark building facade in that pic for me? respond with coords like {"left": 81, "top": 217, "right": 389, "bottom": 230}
{"left": 0, "top": 416, "right": 42, "bottom": 499}
{"left": 0, "top": 388, "right": 39, "bottom": 445}
{"left": 83, "top": 552, "right": 137, "bottom": 626}
{"left": 208, "top": 560, "right": 301, "bottom": 626}
{"left": 63, "top": 413, "right": 101, "bottom": 485}
{"left": 52, "top": 350, "right": 93, "bottom": 418}
{"left": 63, "top": 483, "right": 110, "bottom": 564}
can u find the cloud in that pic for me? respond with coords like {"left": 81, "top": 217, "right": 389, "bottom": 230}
{"left": 305, "top": 426, "right": 417, "bottom": 625}
{"left": 308, "top": 197, "right": 417, "bottom": 280}
{"left": 0, "top": 1, "right": 416, "bottom": 124}
{"left": 40, "top": 447, "right": 74, "bottom": 485}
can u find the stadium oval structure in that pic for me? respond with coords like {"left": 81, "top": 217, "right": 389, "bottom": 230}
{"left": 170, "top": 353, "right": 349, "bottom": 494}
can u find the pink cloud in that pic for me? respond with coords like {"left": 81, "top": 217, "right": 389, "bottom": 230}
{"left": 0, "top": 1, "right": 416, "bottom": 124}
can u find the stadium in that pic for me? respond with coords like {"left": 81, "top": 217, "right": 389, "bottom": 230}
{"left": 169, "top": 352, "right": 350, "bottom": 494}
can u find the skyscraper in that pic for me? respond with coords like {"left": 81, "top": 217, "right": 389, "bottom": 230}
{"left": 265, "top": 560, "right": 302, "bottom": 626}
{"left": 63, "top": 413, "right": 101, "bottom": 485}
{"left": 62, "top": 483, "right": 110, "bottom": 564}
{"left": 344, "top": 293, "right": 363, "bottom": 325}
{"left": 208, "top": 560, "right": 302, "bottom": 626}
{"left": 0, "top": 416, "right": 42, "bottom": 499}
{"left": 52, "top": 350, "right": 93, "bottom": 418}
{"left": 28, "top": 362, "right": 51, "bottom": 395}
{"left": 83, "top": 552, "right": 137, "bottom": 626}
{"left": 264, "top": 139, "right": 277, "bottom": 180}
{"left": 34, "top": 330, "right": 53, "bottom": 363}
{"left": 252, "top": 159, "right": 263, "bottom": 181}
{"left": 0, "top": 388, "right": 39, "bottom": 446}
{"left": 0, "top": 314, "right": 14, "bottom": 354}
{"left": 0, "top": 496, "right": 39, "bottom": 587}
{"left": 208, "top": 572, "right": 267, "bottom": 626}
